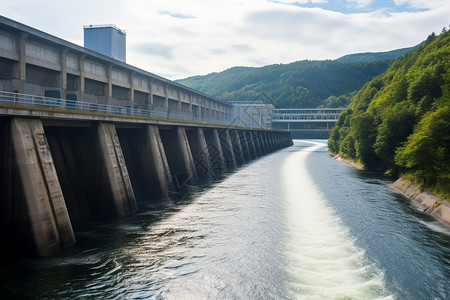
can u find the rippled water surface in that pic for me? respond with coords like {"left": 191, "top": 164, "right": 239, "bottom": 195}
{"left": 1, "top": 140, "right": 449, "bottom": 299}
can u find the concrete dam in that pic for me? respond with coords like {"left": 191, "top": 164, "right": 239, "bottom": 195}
{"left": 0, "top": 17, "right": 293, "bottom": 259}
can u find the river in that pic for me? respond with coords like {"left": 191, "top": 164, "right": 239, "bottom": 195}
{"left": 1, "top": 140, "right": 449, "bottom": 299}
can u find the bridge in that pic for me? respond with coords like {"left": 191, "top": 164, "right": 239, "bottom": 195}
{"left": 0, "top": 16, "right": 293, "bottom": 259}
{"left": 271, "top": 108, "right": 345, "bottom": 137}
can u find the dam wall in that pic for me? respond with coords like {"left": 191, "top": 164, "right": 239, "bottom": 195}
{"left": 0, "top": 115, "right": 293, "bottom": 258}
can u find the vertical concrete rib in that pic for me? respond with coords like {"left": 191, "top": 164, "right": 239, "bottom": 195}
{"left": 177, "top": 126, "right": 198, "bottom": 185}
{"left": 219, "top": 128, "right": 236, "bottom": 170}
{"left": 160, "top": 127, "right": 198, "bottom": 188}
{"left": 6, "top": 118, "right": 75, "bottom": 256}
{"left": 96, "top": 122, "right": 137, "bottom": 217}
{"left": 252, "top": 131, "right": 262, "bottom": 157}
{"left": 189, "top": 127, "right": 213, "bottom": 179}
{"left": 246, "top": 130, "right": 257, "bottom": 160}
{"left": 205, "top": 128, "right": 225, "bottom": 176}
{"left": 145, "top": 125, "right": 174, "bottom": 197}
{"left": 239, "top": 130, "right": 251, "bottom": 162}
{"left": 258, "top": 131, "right": 267, "bottom": 155}
{"left": 230, "top": 129, "right": 245, "bottom": 165}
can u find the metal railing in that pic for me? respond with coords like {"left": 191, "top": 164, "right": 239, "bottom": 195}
{"left": 272, "top": 108, "right": 344, "bottom": 122}
{"left": 0, "top": 91, "right": 231, "bottom": 125}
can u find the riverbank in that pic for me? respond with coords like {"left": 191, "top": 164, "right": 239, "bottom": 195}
{"left": 391, "top": 178, "right": 450, "bottom": 227}
{"left": 332, "top": 154, "right": 365, "bottom": 170}
{"left": 332, "top": 153, "right": 450, "bottom": 228}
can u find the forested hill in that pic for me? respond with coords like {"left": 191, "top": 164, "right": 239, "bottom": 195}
{"left": 176, "top": 60, "right": 392, "bottom": 108}
{"left": 329, "top": 31, "right": 450, "bottom": 200}
{"left": 335, "top": 46, "right": 416, "bottom": 63}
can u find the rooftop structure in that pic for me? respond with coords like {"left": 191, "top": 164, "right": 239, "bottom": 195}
{"left": 84, "top": 24, "right": 126, "bottom": 63}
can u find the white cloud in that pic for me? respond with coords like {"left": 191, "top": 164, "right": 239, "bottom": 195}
{"left": 346, "top": 0, "right": 372, "bottom": 8}
{"left": 394, "top": 0, "right": 448, "bottom": 9}
{"left": 1, "top": 0, "right": 449, "bottom": 80}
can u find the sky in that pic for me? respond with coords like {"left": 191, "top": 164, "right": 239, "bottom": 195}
{"left": 2, "top": 0, "right": 449, "bottom": 80}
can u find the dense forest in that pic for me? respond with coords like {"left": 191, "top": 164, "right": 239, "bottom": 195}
{"left": 176, "top": 60, "right": 393, "bottom": 108}
{"left": 329, "top": 30, "right": 450, "bottom": 200}
{"left": 335, "top": 46, "right": 416, "bottom": 63}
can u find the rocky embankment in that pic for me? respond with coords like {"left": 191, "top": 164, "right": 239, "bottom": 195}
{"left": 391, "top": 178, "right": 450, "bottom": 227}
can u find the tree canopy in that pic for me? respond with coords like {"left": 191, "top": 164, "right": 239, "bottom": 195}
{"left": 329, "top": 30, "right": 450, "bottom": 199}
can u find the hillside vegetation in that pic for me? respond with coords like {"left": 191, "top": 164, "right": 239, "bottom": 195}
{"left": 336, "top": 46, "right": 416, "bottom": 63}
{"left": 176, "top": 60, "right": 392, "bottom": 108}
{"left": 329, "top": 31, "right": 450, "bottom": 200}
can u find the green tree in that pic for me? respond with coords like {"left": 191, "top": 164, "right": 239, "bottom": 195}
{"left": 395, "top": 106, "right": 450, "bottom": 192}
{"left": 373, "top": 102, "right": 416, "bottom": 169}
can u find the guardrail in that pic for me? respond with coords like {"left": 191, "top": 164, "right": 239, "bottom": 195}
{"left": 0, "top": 91, "right": 231, "bottom": 125}
{"left": 272, "top": 108, "right": 344, "bottom": 121}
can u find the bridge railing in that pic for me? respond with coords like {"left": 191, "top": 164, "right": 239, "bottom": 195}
{"left": 272, "top": 108, "right": 345, "bottom": 121}
{"left": 0, "top": 91, "right": 232, "bottom": 125}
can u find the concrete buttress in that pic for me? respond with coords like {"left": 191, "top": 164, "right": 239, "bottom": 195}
{"left": 246, "top": 131, "right": 257, "bottom": 160}
{"left": 95, "top": 122, "right": 137, "bottom": 218}
{"left": 145, "top": 125, "right": 174, "bottom": 197}
{"left": 218, "top": 129, "right": 236, "bottom": 170}
{"left": 160, "top": 126, "right": 198, "bottom": 188}
{"left": 188, "top": 128, "right": 213, "bottom": 179}
{"left": 205, "top": 128, "right": 225, "bottom": 176}
{"left": 0, "top": 118, "right": 75, "bottom": 257}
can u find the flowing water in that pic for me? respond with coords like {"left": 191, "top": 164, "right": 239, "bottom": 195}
{"left": 1, "top": 140, "right": 449, "bottom": 299}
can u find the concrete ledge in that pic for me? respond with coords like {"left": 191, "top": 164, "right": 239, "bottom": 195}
{"left": 391, "top": 178, "right": 450, "bottom": 227}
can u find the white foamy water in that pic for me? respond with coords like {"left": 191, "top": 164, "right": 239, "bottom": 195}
{"left": 282, "top": 141, "right": 393, "bottom": 300}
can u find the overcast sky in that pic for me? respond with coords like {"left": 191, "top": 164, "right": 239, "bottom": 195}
{"left": 2, "top": 0, "right": 449, "bottom": 80}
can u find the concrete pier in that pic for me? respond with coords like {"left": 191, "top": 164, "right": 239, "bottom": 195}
{"left": 204, "top": 128, "right": 226, "bottom": 176}
{"left": 230, "top": 129, "right": 245, "bottom": 165}
{"left": 93, "top": 122, "right": 137, "bottom": 218}
{"left": 160, "top": 126, "right": 198, "bottom": 188}
{"left": 0, "top": 118, "right": 75, "bottom": 257}
{"left": 219, "top": 129, "right": 237, "bottom": 170}
{"left": 246, "top": 131, "right": 257, "bottom": 160}
{"left": 187, "top": 128, "right": 213, "bottom": 179}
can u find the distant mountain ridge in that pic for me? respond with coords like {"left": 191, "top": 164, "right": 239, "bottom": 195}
{"left": 176, "top": 46, "right": 416, "bottom": 108}
{"left": 335, "top": 46, "right": 417, "bottom": 62}
{"left": 176, "top": 60, "right": 392, "bottom": 108}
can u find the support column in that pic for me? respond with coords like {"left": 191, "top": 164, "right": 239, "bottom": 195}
{"left": 230, "top": 129, "right": 245, "bottom": 165}
{"left": 12, "top": 33, "right": 27, "bottom": 93}
{"left": 188, "top": 93, "right": 193, "bottom": 114}
{"left": 239, "top": 130, "right": 251, "bottom": 162}
{"left": 160, "top": 127, "right": 198, "bottom": 188}
{"left": 95, "top": 122, "right": 137, "bottom": 218}
{"left": 147, "top": 79, "right": 154, "bottom": 110}
{"left": 219, "top": 129, "right": 236, "bottom": 169}
{"left": 0, "top": 118, "right": 75, "bottom": 257}
{"left": 206, "top": 128, "right": 226, "bottom": 175}
{"left": 259, "top": 131, "right": 268, "bottom": 155}
{"left": 130, "top": 72, "right": 135, "bottom": 108}
{"left": 188, "top": 128, "right": 213, "bottom": 179}
{"left": 252, "top": 131, "right": 263, "bottom": 157}
{"left": 164, "top": 84, "right": 169, "bottom": 110}
{"left": 105, "top": 65, "right": 113, "bottom": 105}
{"left": 246, "top": 131, "right": 257, "bottom": 160}
{"left": 78, "top": 55, "right": 86, "bottom": 102}
{"left": 60, "top": 49, "right": 68, "bottom": 99}
{"left": 177, "top": 89, "right": 182, "bottom": 112}
{"left": 145, "top": 125, "right": 174, "bottom": 197}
